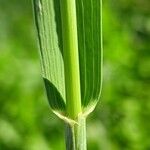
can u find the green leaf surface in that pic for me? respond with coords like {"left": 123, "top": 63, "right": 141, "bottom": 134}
{"left": 76, "top": 0, "right": 102, "bottom": 109}
{"left": 33, "top": 0, "right": 102, "bottom": 117}
{"left": 33, "top": 0, "right": 66, "bottom": 113}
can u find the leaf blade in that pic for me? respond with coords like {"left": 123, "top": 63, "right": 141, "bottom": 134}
{"left": 33, "top": 0, "right": 66, "bottom": 112}
{"left": 76, "top": 0, "right": 103, "bottom": 108}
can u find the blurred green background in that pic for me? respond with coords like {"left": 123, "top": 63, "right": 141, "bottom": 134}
{"left": 0, "top": 0, "right": 150, "bottom": 149}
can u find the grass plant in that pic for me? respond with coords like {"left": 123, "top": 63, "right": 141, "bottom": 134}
{"left": 33, "top": 0, "right": 102, "bottom": 149}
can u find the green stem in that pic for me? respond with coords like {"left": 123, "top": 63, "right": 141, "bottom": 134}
{"left": 60, "top": 0, "right": 82, "bottom": 119}
{"left": 66, "top": 116, "right": 86, "bottom": 150}
{"left": 60, "top": 1, "right": 87, "bottom": 149}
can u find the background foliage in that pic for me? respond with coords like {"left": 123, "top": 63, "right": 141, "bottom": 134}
{"left": 0, "top": 0, "right": 150, "bottom": 149}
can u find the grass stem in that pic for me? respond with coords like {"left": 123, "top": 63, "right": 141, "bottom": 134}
{"left": 60, "top": 0, "right": 82, "bottom": 119}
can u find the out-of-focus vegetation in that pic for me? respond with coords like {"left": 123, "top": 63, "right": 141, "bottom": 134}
{"left": 0, "top": 0, "right": 149, "bottom": 149}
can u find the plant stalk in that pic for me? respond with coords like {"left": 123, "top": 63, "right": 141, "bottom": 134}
{"left": 60, "top": 0, "right": 87, "bottom": 149}
{"left": 60, "top": 0, "right": 82, "bottom": 119}
{"left": 65, "top": 116, "right": 86, "bottom": 150}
